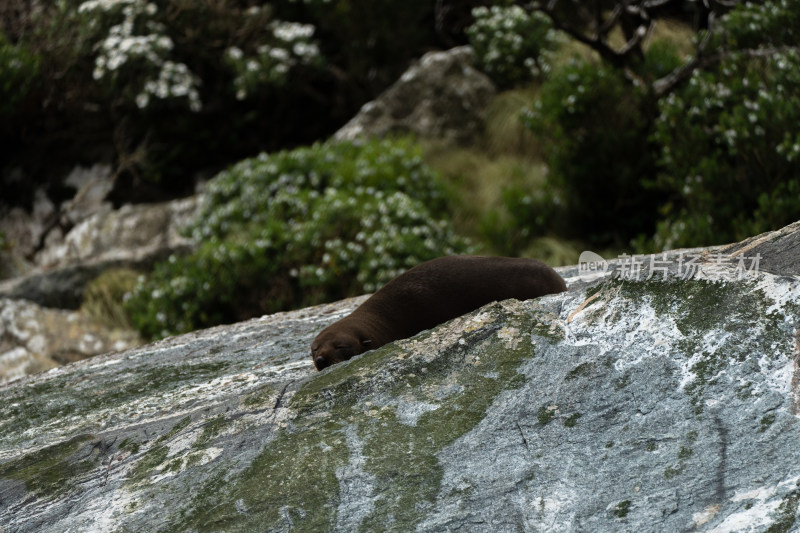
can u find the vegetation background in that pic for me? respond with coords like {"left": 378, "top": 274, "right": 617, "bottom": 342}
{"left": 1, "top": 0, "right": 799, "bottom": 339}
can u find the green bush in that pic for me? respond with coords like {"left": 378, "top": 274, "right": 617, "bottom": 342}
{"left": 477, "top": 181, "right": 562, "bottom": 256}
{"left": 522, "top": 57, "right": 660, "bottom": 246}
{"left": 466, "top": 4, "right": 557, "bottom": 88}
{"left": 0, "top": 32, "right": 39, "bottom": 115}
{"left": 638, "top": 39, "right": 684, "bottom": 82}
{"left": 651, "top": 0, "right": 800, "bottom": 249}
{"left": 125, "top": 138, "right": 472, "bottom": 339}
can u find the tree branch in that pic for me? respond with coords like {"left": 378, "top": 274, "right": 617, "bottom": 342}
{"left": 653, "top": 44, "right": 800, "bottom": 97}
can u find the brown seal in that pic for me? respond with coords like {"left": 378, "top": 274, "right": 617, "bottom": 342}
{"left": 310, "top": 255, "right": 566, "bottom": 370}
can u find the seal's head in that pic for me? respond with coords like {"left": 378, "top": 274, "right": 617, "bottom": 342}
{"left": 311, "top": 327, "right": 372, "bottom": 370}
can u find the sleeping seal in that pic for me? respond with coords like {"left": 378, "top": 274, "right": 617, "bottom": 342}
{"left": 310, "top": 255, "right": 566, "bottom": 370}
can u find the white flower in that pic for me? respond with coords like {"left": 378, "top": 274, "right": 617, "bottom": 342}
{"left": 227, "top": 46, "right": 244, "bottom": 60}
{"left": 171, "top": 83, "right": 189, "bottom": 97}
{"left": 135, "top": 93, "right": 149, "bottom": 108}
{"left": 268, "top": 47, "right": 290, "bottom": 62}
{"left": 293, "top": 42, "right": 319, "bottom": 59}
{"left": 156, "top": 80, "right": 169, "bottom": 98}
{"left": 272, "top": 21, "right": 315, "bottom": 41}
{"left": 107, "top": 53, "right": 125, "bottom": 70}
{"left": 188, "top": 91, "right": 202, "bottom": 112}
{"left": 157, "top": 36, "right": 173, "bottom": 50}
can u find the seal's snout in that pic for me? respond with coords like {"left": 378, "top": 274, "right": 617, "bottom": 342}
{"left": 314, "top": 356, "right": 331, "bottom": 371}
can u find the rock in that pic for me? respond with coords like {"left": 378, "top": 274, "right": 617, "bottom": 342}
{"left": 1, "top": 222, "right": 800, "bottom": 532}
{"left": 720, "top": 219, "right": 800, "bottom": 277}
{"left": 0, "top": 190, "right": 54, "bottom": 279}
{"left": 334, "top": 46, "right": 496, "bottom": 145}
{"left": 34, "top": 196, "right": 197, "bottom": 270}
{"left": 0, "top": 164, "right": 112, "bottom": 280}
{"left": 0, "top": 197, "right": 198, "bottom": 308}
{"left": 0, "top": 298, "right": 141, "bottom": 386}
{"left": 0, "top": 248, "right": 34, "bottom": 281}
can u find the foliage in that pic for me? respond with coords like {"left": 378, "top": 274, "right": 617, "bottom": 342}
{"left": 478, "top": 180, "right": 561, "bottom": 256}
{"left": 467, "top": 0, "right": 799, "bottom": 252}
{"left": 651, "top": 0, "right": 800, "bottom": 249}
{"left": 81, "top": 268, "right": 140, "bottom": 329}
{"left": 521, "top": 56, "right": 661, "bottom": 247}
{"left": 466, "top": 4, "right": 557, "bottom": 88}
{"left": 78, "top": 0, "right": 201, "bottom": 111}
{"left": 0, "top": 32, "right": 39, "bottom": 115}
{"left": 125, "top": 138, "right": 471, "bottom": 339}
{"left": 481, "top": 87, "right": 541, "bottom": 157}
{"left": 37, "top": 1, "right": 324, "bottom": 112}
{"left": 421, "top": 112, "right": 555, "bottom": 260}
{"left": 638, "top": 39, "right": 684, "bottom": 82}
{"left": 224, "top": 21, "right": 321, "bottom": 101}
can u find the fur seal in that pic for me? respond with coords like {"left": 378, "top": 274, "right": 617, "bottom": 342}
{"left": 310, "top": 255, "right": 566, "bottom": 370}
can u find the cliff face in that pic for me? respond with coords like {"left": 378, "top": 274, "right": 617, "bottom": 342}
{"left": 1, "top": 222, "right": 799, "bottom": 532}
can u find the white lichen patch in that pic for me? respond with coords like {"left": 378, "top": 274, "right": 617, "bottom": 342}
{"left": 85, "top": 357, "right": 124, "bottom": 370}
{"left": 335, "top": 425, "right": 376, "bottom": 531}
{"left": 497, "top": 327, "right": 521, "bottom": 349}
{"left": 62, "top": 484, "right": 143, "bottom": 533}
{"left": 711, "top": 500, "right": 782, "bottom": 533}
{"left": 150, "top": 447, "right": 223, "bottom": 484}
{"left": 756, "top": 272, "right": 800, "bottom": 316}
{"left": 712, "top": 476, "right": 800, "bottom": 533}
{"left": 394, "top": 398, "right": 440, "bottom": 426}
{"left": 170, "top": 372, "right": 260, "bottom": 405}
{"left": 467, "top": 311, "right": 493, "bottom": 330}
{"left": 264, "top": 358, "right": 312, "bottom": 376}
{"left": 570, "top": 293, "right": 680, "bottom": 370}
{"left": 754, "top": 358, "right": 796, "bottom": 401}
{"left": 525, "top": 489, "right": 579, "bottom": 532}
{"left": 677, "top": 329, "right": 735, "bottom": 390}
{"left": 165, "top": 427, "right": 201, "bottom": 457}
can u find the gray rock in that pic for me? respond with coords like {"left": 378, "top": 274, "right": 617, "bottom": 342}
{"left": 1, "top": 223, "right": 799, "bottom": 532}
{"left": 0, "top": 298, "right": 141, "bottom": 385}
{"left": 0, "top": 190, "right": 53, "bottom": 279}
{"left": 721, "top": 219, "right": 800, "bottom": 277}
{"left": 335, "top": 46, "right": 496, "bottom": 145}
{"left": 0, "top": 197, "right": 197, "bottom": 308}
{"left": 34, "top": 196, "right": 197, "bottom": 269}
{"left": 0, "top": 164, "right": 112, "bottom": 280}
{"left": 59, "top": 163, "right": 115, "bottom": 227}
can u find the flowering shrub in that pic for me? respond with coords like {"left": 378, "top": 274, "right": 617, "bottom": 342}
{"left": 466, "top": 5, "right": 557, "bottom": 88}
{"left": 651, "top": 0, "right": 800, "bottom": 249}
{"left": 225, "top": 19, "right": 320, "bottom": 100}
{"left": 77, "top": 0, "right": 200, "bottom": 110}
{"left": 125, "top": 138, "right": 471, "bottom": 339}
{"left": 74, "top": 0, "right": 321, "bottom": 111}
